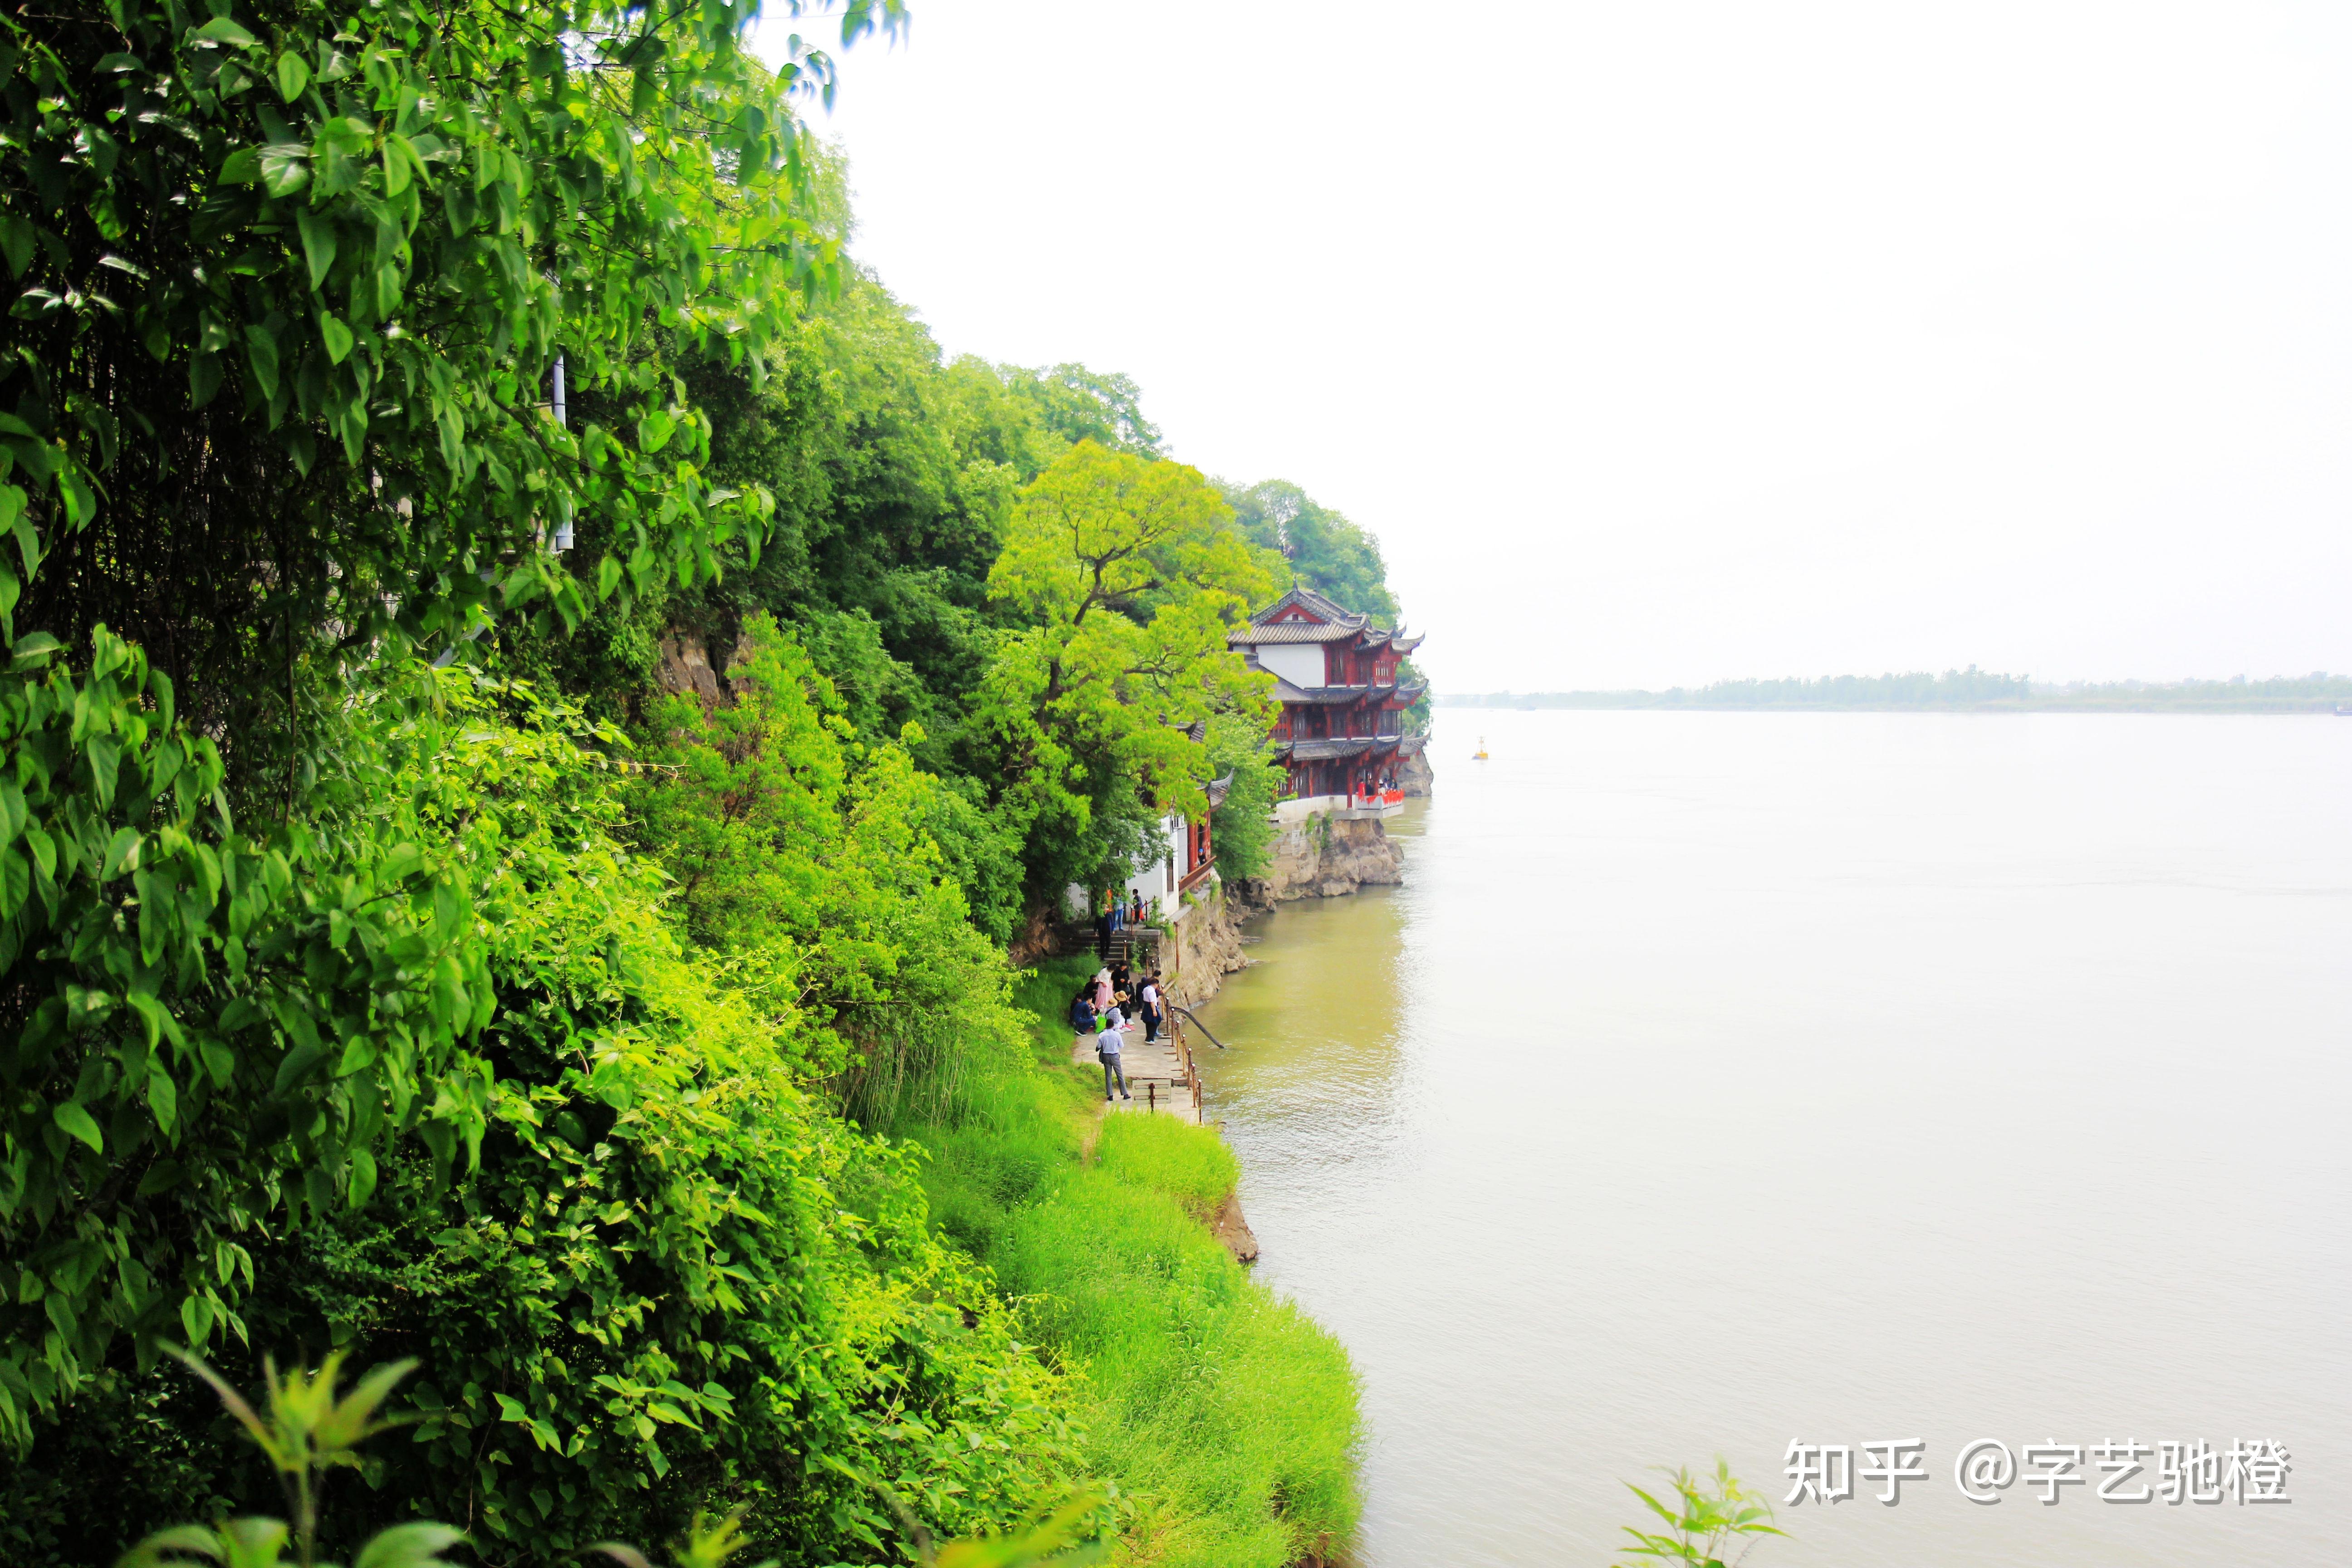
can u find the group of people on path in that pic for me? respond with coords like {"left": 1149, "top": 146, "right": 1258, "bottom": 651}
{"left": 1069, "top": 960, "right": 1167, "bottom": 1102}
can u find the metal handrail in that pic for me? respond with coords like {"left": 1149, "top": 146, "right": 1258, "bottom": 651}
{"left": 1169, "top": 1004, "right": 1230, "bottom": 1050}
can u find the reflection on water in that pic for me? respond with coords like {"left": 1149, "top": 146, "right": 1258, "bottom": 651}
{"left": 1197, "top": 711, "right": 2352, "bottom": 1568}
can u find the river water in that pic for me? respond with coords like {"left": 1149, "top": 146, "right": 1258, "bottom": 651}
{"left": 1193, "top": 710, "right": 2352, "bottom": 1568}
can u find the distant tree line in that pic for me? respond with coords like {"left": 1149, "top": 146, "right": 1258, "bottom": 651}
{"left": 1440, "top": 669, "right": 2352, "bottom": 712}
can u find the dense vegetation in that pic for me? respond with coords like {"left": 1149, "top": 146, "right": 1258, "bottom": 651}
{"left": 0, "top": 0, "right": 1398, "bottom": 1560}
{"left": 1442, "top": 669, "right": 2352, "bottom": 712}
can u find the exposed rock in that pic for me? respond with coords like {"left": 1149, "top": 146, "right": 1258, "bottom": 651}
{"left": 654, "top": 630, "right": 723, "bottom": 706}
{"left": 1165, "top": 881, "right": 1249, "bottom": 1007}
{"left": 1006, "top": 906, "right": 1062, "bottom": 969}
{"left": 1397, "top": 747, "right": 1436, "bottom": 797}
{"left": 1226, "top": 876, "right": 1277, "bottom": 914}
{"left": 1212, "top": 1191, "right": 1260, "bottom": 1264}
{"left": 1260, "top": 813, "right": 1404, "bottom": 902}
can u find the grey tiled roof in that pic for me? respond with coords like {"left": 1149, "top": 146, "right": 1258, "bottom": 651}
{"left": 1230, "top": 584, "right": 1423, "bottom": 659}
{"left": 1231, "top": 620, "right": 1359, "bottom": 644}
{"left": 1280, "top": 739, "right": 1377, "bottom": 761}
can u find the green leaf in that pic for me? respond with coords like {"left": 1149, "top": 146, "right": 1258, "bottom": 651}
{"left": 352, "top": 1522, "right": 467, "bottom": 1568}
{"left": 117, "top": 1524, "right": 231, "bottom": 1568}
{"left": 347, "top": 1146, "right": 377, "bottom": 1206}
{"left": 190, "top": 16, "right": 259, "bottom": 47}
{"left": 0, "top": 215, "right": 34, "bottom": 279}
{"left": 595, "top": 554, "right": 622, "bottom": 598}
{"left": 274, "top": 50, "right": 312, "bottom": 103}
{"left": 272, "top": 1040, "right": 331, "bottom": 1092}
{"left": 636, "top": 410, "right": 675, "bottom": 453}
{"left": 319, "top": 312, "right": 353, "bottom": 364}
{"left": 10, "top": 629, "right": 62, "bottom": 669}
{"left": 83, "top": 732, "right": 122, "bottom": 806}
{"left": 259, "top": 142, "right": 310, "bottom": 197}
{"left": 136, "top": 1160, "right": 186, "bottom": 1196}
{"left": 298, "top": 208, "right": 336, "bottom": 289}
{"left": 189, "top": 351, "right": 224, "bottom": 408}
{"left": 147, "top": 1061, "right": 178, "bottom": 1135}
{"left": 103, "top": 825, "right": 142, "bottom": 877}
{"left": 178, "top": 1293, "right": 213, "bottom": 1350}
{"left": 243, "top": 324, "right": 280, "bottom": 399}
{"left": 51, "top": 1101, "right": 103, "bottom": 1153}
{"left": 23, "top": 823, "right": 54, "bottom": 881}
{"left": 127, "top": 989, "right": 181, "bottom": 1049}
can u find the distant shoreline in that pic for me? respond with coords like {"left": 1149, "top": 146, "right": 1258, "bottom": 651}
{"left": 1436, "top": 671, "right": 2352, "bottom": 715}
{"left": 1436, "top": 696, "right": 2350, "bottom": 714}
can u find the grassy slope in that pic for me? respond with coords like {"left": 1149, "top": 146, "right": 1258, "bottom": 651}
{"left": 906, "top": 957, "right": 1362, "bottom": 1567}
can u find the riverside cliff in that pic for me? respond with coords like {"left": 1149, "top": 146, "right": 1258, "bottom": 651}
{"left": 1254, "top": 812, "right": 1405, "bottom": 901}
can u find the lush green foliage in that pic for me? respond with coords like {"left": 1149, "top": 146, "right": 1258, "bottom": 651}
{"left": 0, "top": 0, "right": 895, "bottom": 748}
{"left": 4, "top": 662, "right": 1092, "bottom": 1562}
{"left": 0, "top": 0, "right": 1401, "bottom": 1555}
{"left": 977, "top": 443, "right": 1279, "bottom": 902}
{"left": 116, "top": 1348, "right": 1107, "bottom": 1568}
{"left": 0, "top": 630, "right": 493, "bottom": 1449}
{"left": 1223, "top": 479, "right": 1401, "bottom": 628}
{"left": 905, "top": 962, "right": 1362, "bottom": 1568}
{"left": 1201, "top": 715, "right": 1283, "bottom": 883}
{"left": 1092, "top": 1107, "right": 1237, "bottom": 1220}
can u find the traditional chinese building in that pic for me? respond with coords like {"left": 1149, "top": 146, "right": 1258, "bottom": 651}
{"left": 1228, "top": 587, "right": 1427, "bottom": 808}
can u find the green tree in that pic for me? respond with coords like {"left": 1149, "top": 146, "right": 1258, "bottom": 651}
{"left": 977, "top": 443, "right": 1277, "bottom": 909}
{"left": 1204, "top": 714, "right": 1281, "bottom": 883}
{"left": 0, "top": 0, "right": 893, "bottom": 784}
{"left": 629, "top": 615, "right": 1026, "bottom": 1111}
{"left": 0, "top": 635, "right": 497, "bottom": 1450}
{"left": 1221, "top": 480, "right": 1401, "bottom": 627}
{"left": 995, "top": 363, "right": 1162, "bottom": 456}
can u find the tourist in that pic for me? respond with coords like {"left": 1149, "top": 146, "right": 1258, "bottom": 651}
{"left": 1092, "top": 967, "right": 1113, "bottom": 1014}
{"left": 1096, "top": 1012, "right": 1131, "bottom": 1102}
{"left": 1109, "top": 960, "right": 1132, "bottom": 1007}
{"left": 1109, "top": 892, "right": 1124, "bottom": 933}
{"left": 1068, "top": 985, "right": 1096, "bottom": 1042}
{"left": 1139, "top": 970, "right": 1163, "bottom": 1042}
{"left": 1130, "top": 892, "right": 1145, "bottom": 926}
{"left": 1095, "top": 904, "right": 1113, "bottom": 958}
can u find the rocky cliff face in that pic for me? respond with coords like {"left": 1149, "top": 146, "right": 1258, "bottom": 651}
{"left": 1253, "top": 813, "right": 1405, "bottom": 902}
{"left": 1166, "top": 882, "right": 1250, "bottom": 1007}
{"left": 1397, "top": 747, "right": 1436, "bottom": 797}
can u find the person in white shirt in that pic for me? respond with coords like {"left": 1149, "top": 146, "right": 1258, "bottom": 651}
{"left": 1138, "top": 973, "right": 1163, "bottom": 1042}
{"left": 1095, "top": 1014, "right": 1131, "bottom": 1102}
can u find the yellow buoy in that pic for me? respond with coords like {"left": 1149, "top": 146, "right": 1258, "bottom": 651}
{"left": 1473, "top": 735, "right": 1489, "bottom": 760}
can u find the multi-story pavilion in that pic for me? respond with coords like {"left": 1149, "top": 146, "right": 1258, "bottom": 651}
{"left": 1228, "top": 587, "right": 1427, "bottom": 811}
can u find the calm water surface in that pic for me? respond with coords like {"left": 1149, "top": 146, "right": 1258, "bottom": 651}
{"left": 1195, "top": 710, "right": 2352, "bottom": 1568}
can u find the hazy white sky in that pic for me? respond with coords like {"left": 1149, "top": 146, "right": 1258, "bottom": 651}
{"left": 754, "top": 2, "right": 2352, "bottom": 692}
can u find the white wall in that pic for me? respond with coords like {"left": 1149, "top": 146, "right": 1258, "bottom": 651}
{"left": 1110, "top": 813, "right": 1187, "bottom": 915}
{"left": 1069, "top": 813, "right": 1196, "bottom": 922}
{"left": 1250, "top": 642, "right": 1326, "bottom": 688}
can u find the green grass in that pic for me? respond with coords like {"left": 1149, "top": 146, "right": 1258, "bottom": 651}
{"left": 1095, "top": 1111, "right": 1240, "bottom": 1220}
{"left": 902, "top": 955, "right": 1363, "bottom": 1568}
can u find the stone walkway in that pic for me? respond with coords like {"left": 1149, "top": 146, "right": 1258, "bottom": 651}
{"left": 1070, "top": 1025, "right": 1199, "bottom": 1121}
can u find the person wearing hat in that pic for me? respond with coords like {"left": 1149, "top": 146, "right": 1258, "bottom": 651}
{"left": 1095, "top": 1010, "right": 1131, "bottom": 1102}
